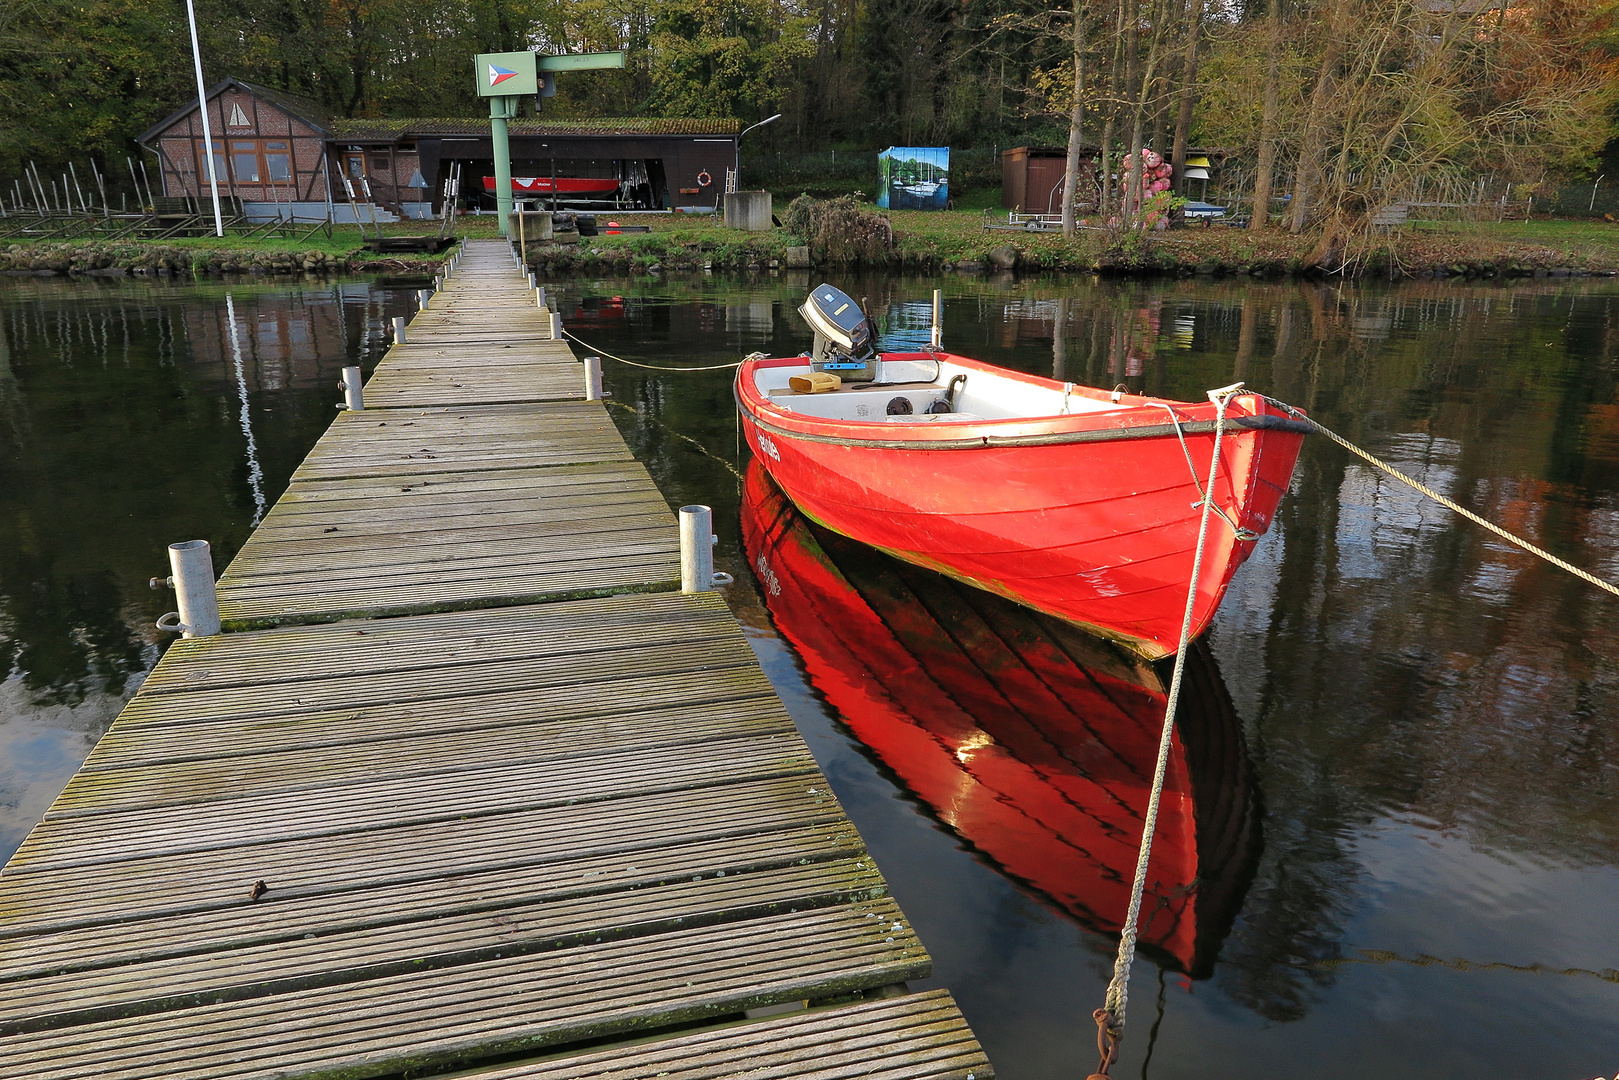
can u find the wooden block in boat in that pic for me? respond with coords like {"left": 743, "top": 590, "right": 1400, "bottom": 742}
{"left": 789, "top": 372, "right": 843, "bottom": 394}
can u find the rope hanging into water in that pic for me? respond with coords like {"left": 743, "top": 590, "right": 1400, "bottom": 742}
{"left": 1257, "top": 395, "right": 1619, "bottom": 600}
{"left": 599, "top": 399, "right": 744, "bottom": 481}
{"left": 560, "top": 328, "right": 746, "bottom": 372}
{"left": 1089, "top": 382, "right": 1245, "bottom": 1079}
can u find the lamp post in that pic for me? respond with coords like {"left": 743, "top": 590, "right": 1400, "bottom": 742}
{"left": 734, "top": 114, "right": 781, "bottom": 193}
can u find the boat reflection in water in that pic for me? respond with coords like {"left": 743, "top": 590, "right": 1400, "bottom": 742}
{"left": 741, "top": 461, "right": 1259, "bottom": 976}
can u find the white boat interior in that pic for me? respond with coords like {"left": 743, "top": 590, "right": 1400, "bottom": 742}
{"left": 755, "top": 356, "right": 1129, "bottom": 423}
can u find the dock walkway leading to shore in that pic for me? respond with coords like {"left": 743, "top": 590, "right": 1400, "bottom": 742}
{"left": 0, "top": 240, "right": 992, "bottom": 1080}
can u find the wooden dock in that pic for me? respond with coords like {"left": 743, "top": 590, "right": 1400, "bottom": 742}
{"left": 0, "top": 241, "right": 992, "bottom": 1080}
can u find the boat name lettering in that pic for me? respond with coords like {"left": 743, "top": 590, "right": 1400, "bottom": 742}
{"left": 757, "top": 431, "right": 781, "bottom": 460}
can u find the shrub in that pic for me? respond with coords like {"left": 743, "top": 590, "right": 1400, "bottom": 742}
{"left": 783, "top": 194, "right": 893, "bottom": 264}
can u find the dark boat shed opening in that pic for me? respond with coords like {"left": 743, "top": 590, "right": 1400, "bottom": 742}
{"left": 137, "top": 78, "right": 740, "bottom": 220}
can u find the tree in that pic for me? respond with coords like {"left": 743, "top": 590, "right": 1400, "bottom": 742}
{"left": 645, "top": 0, "right": 816, "bottom": 120}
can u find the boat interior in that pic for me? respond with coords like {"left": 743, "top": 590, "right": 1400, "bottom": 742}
{"left": 755, "top": 356, "right": 1129, "bottom": 424}
{"left": 762, "top": 282, "right": 1135, "bottom": 424}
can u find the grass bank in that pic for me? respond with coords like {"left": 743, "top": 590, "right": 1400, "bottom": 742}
{"left": 0, "top": 223, "right": 454, "bottom": 277}
{"left": 7, "top": 209, "right": 1619, "bottom": 281}
{"left": 543, "top": 209, "right": 1619, "bottom": 279}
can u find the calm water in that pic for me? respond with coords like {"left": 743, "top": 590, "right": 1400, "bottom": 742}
{"left": 2, "top": 271, "right": 1617, "bottom": 1078}
{"left": 0, "top": 276, "right": 412, "bottom": 854}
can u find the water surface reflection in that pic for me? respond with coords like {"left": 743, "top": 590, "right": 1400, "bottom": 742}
{"left": 741, "top": 461, "right": 1259, "bottom": 977}
{"left": 565, "top": 272, "right": 1619, "bottom": 1079}
{"left": 1, "top": 271, "right": 1615, "bottom": 1078}
{"left": 0, "top": 277, "right": 412, "bottom": 855}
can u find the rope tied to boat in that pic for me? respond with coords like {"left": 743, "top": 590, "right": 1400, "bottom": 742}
{"left": 560, "top": 328, "right": 748, "bottom": 372}
{"left": 1152, "top": 401, "right": 1262, "bottom": 542}
{"left": 1255, "top": 394, "right": 1619, "bottom": 600}
{"left": 1088, "top": 382, "right": 1246, "bottom": 1080}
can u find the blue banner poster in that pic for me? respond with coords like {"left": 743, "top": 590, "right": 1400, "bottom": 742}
{"left": 878, "top": 147, "right": 949, "bottom": 210}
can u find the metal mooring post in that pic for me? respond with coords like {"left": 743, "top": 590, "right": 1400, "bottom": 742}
{"left": 550, "top": 310, "right": 562, "bottom": 339}
{"left": 528, "top": 271, "right": 537, "bottom": 288}
{"left": 417, "top": 288, "right": 431, "bottom": 309}
{"left": 153, "top": 540, "right": 221, "bottom": 637}
{"left": 679, "top": 505, "right": 734, "bottom": 592}
{"left": 931, "top": 289, "right": 944, "bottom": 350}
{"left": 392, "top": 316, "right": 407, "bottom": 345}
{"left": 584, "top": 356, "right": 603, "bottom": 400}
{"left": 340, "top": 366, "right": 364, "bottom": 410}
{"left": 535, "top": 286, "right": 546, "bottom": 309}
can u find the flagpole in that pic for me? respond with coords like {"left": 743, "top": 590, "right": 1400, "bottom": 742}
{"left": 185, "top": 0, "right": 224, "bottom": 236}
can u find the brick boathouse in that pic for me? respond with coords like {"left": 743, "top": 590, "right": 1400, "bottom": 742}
{"left": 137, "top": 78, "right": 742, "bottom": 223}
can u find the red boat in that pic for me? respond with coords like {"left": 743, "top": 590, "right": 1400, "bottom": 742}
{"left": 734, "top": 285, "right": 1308, "bottom": 658}
{"left": 481, "top": 176, "right": 622, "bottom": 195}
{"left": 741, "top": 463, "right": 1258, "bottom": 974}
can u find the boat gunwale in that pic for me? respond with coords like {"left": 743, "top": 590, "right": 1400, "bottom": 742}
{"left": 737, "top": 353, "right": 1311, "bottom": 451}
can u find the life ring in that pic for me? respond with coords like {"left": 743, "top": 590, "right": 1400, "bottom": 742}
{"left": 697, "top": 170, "right": 712, "bottom": 187}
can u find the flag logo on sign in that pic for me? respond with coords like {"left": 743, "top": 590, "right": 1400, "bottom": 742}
{"left": 488, "top": 63, "right": 519, "bottom": 88}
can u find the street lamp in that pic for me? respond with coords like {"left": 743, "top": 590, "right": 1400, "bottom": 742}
{"left": 734, "top": 113, "right": 781, "bottom": 193}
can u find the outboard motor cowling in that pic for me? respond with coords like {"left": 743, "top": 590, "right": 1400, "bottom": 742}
{"left": 800, "top": 284, "right": 878, "bottom": 382}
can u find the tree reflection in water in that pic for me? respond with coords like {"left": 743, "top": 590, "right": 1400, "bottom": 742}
{"left": 0, "top": 276, "right": 411, "bottom": 856}
{"left": 571, "top": 272, "right": 1619, "bottom": 1075}
{"left": 2, "top": 271, "right": 1616, "bottom": 1076}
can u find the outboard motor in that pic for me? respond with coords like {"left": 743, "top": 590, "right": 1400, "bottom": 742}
{"left": 800, "top": 284, "right": 879, "bottom": 382}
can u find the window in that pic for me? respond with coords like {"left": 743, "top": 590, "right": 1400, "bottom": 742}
{"left": 346, "top": 153, "right": 365, "bottom": 178}
{"left": 196, "top": 141, "right": 227, "bottom": 186}
{"left": 231, "top": 142, "right": 260, "bottom": 182}
{"left": 265, "top": 141, "right": 291, "bottom": 183}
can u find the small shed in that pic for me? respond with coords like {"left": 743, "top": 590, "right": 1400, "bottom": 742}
{"left": 877, "top": 147, "right": 950, "bottom": 210}
{"left": 1002, "top": 147, "right": 1100, "bottom": 214}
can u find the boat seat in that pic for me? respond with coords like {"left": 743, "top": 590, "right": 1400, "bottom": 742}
{"left": 885, "top": 412, "right": 984, "bottom": 423}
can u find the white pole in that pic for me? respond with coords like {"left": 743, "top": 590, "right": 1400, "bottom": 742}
{"left": 680, "top": 506, "right": 717, "bottom": 592}
{"left": 184, "top": 0, "right": 224, "bottom": 237}
{"left": 584, "top": 356, "right": 603, "bottom": 401}
{"left": 392, "top": 316, "right": 407, "bottom": 345}
{"left": 156, "top": 541, "right": 221, "bottom": 637}
{"left": 930, "top": 288, "right": 943, "bottom": 350}
{"left": 340, "top": 366, "right": 364, "bottom": 410}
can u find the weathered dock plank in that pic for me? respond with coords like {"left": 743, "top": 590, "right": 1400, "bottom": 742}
{"left": 0, "top": 239, "right": 991, "bottom": 1080}
{"left": 450, "top": 990, "right": 989, "bottom": 1080}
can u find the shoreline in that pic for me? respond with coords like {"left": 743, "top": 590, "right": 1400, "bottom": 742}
{"left": 7, "top": 211, "right": 1619, "bottom": 282}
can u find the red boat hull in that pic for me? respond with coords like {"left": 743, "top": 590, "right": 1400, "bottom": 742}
{"left": 736, "top": 353, "right": 1306, "bottom": 657}
{"left": 481, "top": 176, "right": 621, "bottom": 195}
{"left": 740, "top": 463, "right": 1257, "bottom": 974}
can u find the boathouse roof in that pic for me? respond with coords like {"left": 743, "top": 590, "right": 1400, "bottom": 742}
{"left": 136, "top": 77, "right": 335, "bottom": 144}
{"left": 328, "top": 117, "right": 743, "bottom": 142}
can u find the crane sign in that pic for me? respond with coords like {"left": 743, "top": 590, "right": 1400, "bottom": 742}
{"left": 473, "top": 50, "right": 625, "bottom": 236}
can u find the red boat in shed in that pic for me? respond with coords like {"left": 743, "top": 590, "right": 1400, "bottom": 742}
{"left": 740, "top": 463, "right": 1259, "bottom": 974}
{"left": 734, "top": 284, "right": 1308, "bottom": 659}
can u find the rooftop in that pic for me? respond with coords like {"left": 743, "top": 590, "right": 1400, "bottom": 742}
{"left": 330, "top": 117, "right": 742, "bottom": 141}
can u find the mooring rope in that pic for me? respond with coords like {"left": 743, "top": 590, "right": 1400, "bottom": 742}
{"left": 1089, "top": 382, "right": 1246, "bottom": 1079}
{"left": 1092, "top": 388, "right": 1618, "bottom": 1071}
{"left": 1257, "top": 394, "right": 1619, "bottom": 599}
{"left": 560, "top": 328, "right": 746, "bottom": 372}
{"left": 600, "top": 399, "right": 744, "bottom": 481}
